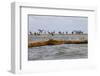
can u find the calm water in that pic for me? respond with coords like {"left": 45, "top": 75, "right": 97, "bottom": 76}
{"left": 28, "top": 34, "right": 88, "bottom": 42}
{"left": 28, "top": 35, "right": 88, "bottom": 60}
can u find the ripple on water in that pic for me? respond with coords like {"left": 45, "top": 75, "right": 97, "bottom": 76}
{"left": 28, "top": 44, "right": 88, "bottom": 60}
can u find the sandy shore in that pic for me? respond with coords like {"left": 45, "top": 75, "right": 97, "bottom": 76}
{"left": 28, "top": 39, "right": 88, "bottom": 48}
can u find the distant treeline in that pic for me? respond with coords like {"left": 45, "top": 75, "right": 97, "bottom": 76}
{"left": 29, "top": 29, "right": 87, "bottom": 36}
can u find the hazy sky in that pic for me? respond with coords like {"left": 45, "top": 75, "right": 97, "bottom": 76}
{"left": 28, "top": 15, "right": 88, "bottom": 34}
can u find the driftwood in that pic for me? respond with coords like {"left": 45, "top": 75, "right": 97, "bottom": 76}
{"left": 28, "top": 39, "right": 88, "bottom": 48}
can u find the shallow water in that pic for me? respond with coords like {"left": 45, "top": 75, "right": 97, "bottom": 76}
{"left": 28, "top": 44, "right": 88, "bottom": 60}
{"left": 28, "top": 34, "right": 88, "bottom": 42}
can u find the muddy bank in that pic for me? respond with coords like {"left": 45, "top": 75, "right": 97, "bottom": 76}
{"left": 28, "top": 39, "right": 88, "bottom": 48}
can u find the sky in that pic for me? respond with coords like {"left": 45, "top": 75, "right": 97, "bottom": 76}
{"left": 28, "top": 15, "right": 88, "bottom": 34}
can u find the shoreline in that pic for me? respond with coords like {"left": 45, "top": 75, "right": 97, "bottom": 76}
{"left": 28, "top": 39, "right": 88, "bottom": 48}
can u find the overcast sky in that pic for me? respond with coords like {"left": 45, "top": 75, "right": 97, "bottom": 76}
{"left": 28, "top": 15, "right": 88, "bottom": 34}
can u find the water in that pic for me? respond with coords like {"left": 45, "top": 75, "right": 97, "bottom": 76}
{"left": 28, "top": 35, "right": 88, "bottom": 60}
